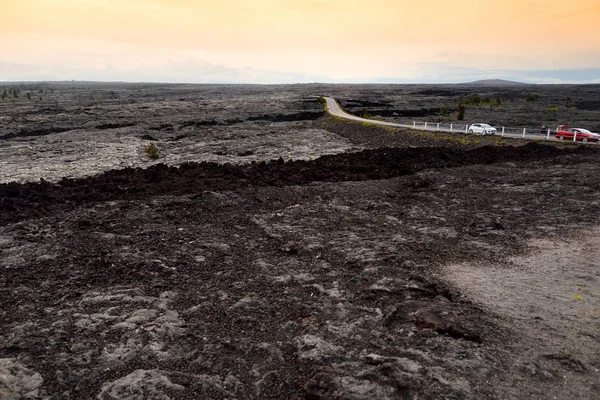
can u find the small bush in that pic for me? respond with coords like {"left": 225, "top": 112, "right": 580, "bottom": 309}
{"left": 495, "top": 138, "right": 506, "bottom": 146}
{"left": 466, "top": 95, "right": 480, "bottom": 105}
{"left": 460, "top": 95, "right": 502, "bottom": 107}
{"left": 144, "top": 143, "right": 160, "bottom": 159}
{"left": 524, "top": 94, "right": 539, "bottom": 102}
{"left": 438, "top": 105, "right": 450, "bottom": 119}
{"left": 361, "top": 107, "right": 371, "bottom": 119}
{"left": 456, "top": 104, "right": 465, "bottom": 120}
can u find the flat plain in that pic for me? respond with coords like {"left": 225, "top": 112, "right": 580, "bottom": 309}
{"left": 1, "top": 83, "right": 599, "bottom": 399}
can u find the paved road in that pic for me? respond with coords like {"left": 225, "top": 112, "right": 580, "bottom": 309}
{"left": 324, "top": 97, "right": 565, "bottom": 143}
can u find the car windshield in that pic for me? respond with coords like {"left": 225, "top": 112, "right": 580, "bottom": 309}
{"left": 480, "top": 124, "right": 492, "bottom": 128}
{"left": 576, "top": 129, "right": 592, "bottom": 134}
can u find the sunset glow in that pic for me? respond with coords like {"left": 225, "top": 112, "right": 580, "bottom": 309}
{"left": 1, "top": 0, "right": 599, "bottom": 82}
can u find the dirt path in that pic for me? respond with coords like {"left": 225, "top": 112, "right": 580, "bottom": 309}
{"left": 444, "top": 229, "right": 600, "bottom": 399}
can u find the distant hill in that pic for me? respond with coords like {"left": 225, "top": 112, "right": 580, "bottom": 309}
{"left": 464, "top": 79, "right": 530, "bottom": 86}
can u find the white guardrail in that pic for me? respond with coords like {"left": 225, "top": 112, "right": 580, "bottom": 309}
{"left": 323, "top": 97, "right": 597, "bottom": 144}
{"left": 410, "top": 121, "right": 554, "bottom": 141}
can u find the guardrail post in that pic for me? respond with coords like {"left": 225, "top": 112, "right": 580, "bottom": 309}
{"left": 465, "top": 125, "right": 468, "bottom": 133}
{"left": 424, "top": 122, "right": 427, "bottom": 130}
{"left": 502, "top": 127, "right": 505, "bottom": 136}
{"left": 574, "top": 132, "right": 577, "bottom": 142}
{"left": 546, "top": 129, "right": 550, "bottom": 140}
{"left": 413, "top": 121, "right": 416, "bottom": 128}
{"left": 436, "top": 123, "right": 440, "bottom": 131}
{"left": 450, "top": 123, "right": 453, "bottom": 132}
{"left": 522, "top": 128, "right": 526, "bottom": 138}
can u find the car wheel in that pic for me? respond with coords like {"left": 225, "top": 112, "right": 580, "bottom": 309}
{"left": 559, "top": 136, "right": 564, "bottom": 141}
{"left": 468, "top": 129, "right": 473, "bottom": 134}
{"left": 582, "top": 138, "right": 588, "bottom": 143}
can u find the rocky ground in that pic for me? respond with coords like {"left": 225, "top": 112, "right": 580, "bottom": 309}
{"left": 1, "top": 84, "right": 599, "bottom": 399}
{"left": 0, "top": 84, "right": 362, "bottom": 184}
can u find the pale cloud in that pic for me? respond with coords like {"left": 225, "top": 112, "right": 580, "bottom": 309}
{"left": 0, "top": 59, "right": 328, "bottom": 84}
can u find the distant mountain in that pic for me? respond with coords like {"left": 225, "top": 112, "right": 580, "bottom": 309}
{"left": 464, "top": 79, "right": 531, "bottom": 86}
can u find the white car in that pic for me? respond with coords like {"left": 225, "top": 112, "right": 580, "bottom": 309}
{"left": 468, "top": 123, "right": 497, "bottom": 135}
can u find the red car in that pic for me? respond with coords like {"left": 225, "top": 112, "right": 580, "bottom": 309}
{"left": 555, "top": 125, "right": 600, "bottom": 142}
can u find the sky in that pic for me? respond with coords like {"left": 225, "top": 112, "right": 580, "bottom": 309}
{"left": 1, "top": 0, "right": 599, "bottom": 84}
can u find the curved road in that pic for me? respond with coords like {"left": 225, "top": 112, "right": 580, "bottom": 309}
{"left": 325, "top": 97, "right": 413, "bottom": 129}
{"left": 324, "top": 97, "right": 563, "bottom": 142}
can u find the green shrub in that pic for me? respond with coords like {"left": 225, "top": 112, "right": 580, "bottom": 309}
{"left": 466, "top": 95, "right": 480, "bottom": 106}
{"left": 144, "top": 143, "right": 160, "bottom": 159}
{"left": 438, "top": 105, "right": 450, "bottom": 118}
{"left": 524, "top": 94, "right": 539, "bottom": 102}
{"left": 456, "top": 104, "right": 465, "bottom": 120}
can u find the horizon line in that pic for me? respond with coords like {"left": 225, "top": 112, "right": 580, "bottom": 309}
{"left": 1, "top": 79, "right": 600, "bottom": 86}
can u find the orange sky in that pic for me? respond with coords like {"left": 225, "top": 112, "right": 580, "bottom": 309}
{"left": 1, "top": 0, "right": 599, "bottom": 82}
